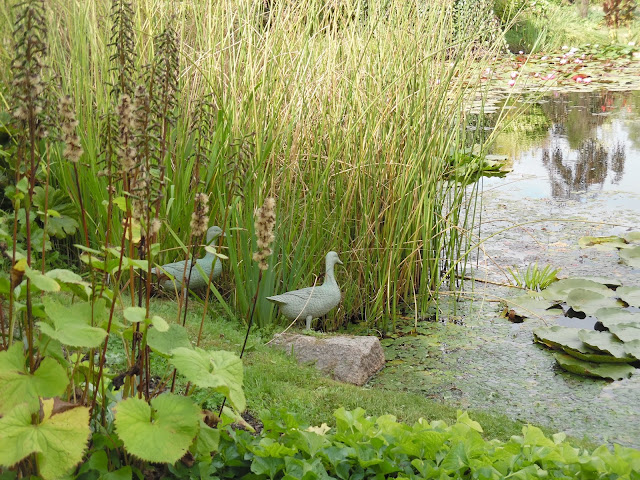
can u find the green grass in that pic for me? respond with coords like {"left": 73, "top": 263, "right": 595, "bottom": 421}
{"left": 141, "top": 298, "right": 596, "bottom": 448}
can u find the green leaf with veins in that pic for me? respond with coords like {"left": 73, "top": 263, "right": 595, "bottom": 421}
{"left": 39, "top": 296, "right": 108, "bottom": 348}
{"left": 0, "top": 399, "right": 90, "bottom": 480}
{"left": 147, "top": 323, "right": 191, "bottom": 356}
{"left": 123, "top": 306, "right": 146, "bottom": 323}
{"left": 170, "top": 347, "right": 245, "bottom": 412}
{"left": 24, "top": 267, "right": 60, "bottom": 292}
{"left": 114, "top": 394, "right": 200, "bottom": 464}
{"left": 0, "top": 344, "right": 68, "bottom": 415}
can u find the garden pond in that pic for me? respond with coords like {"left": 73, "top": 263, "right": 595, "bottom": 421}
{"left": 370, "top": 89, "right": 640, "bottom": 448}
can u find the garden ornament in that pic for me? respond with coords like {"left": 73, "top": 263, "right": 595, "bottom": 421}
{"left": 267, "top": 251, "right": 343, "bottom": 330}
{"left": 153, "top": 226, "right": 224, "bottom": 292}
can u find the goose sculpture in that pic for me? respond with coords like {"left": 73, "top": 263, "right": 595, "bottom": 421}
{"left": 267, "top": 251, "right": 343, "bottom": 330}
{"left": 153, "top": 226, "right": 224, "bottom": 292}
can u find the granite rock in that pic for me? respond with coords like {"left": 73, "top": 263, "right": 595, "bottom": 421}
{"left": 271, "top": 333, "right": 385, "bottom": 385}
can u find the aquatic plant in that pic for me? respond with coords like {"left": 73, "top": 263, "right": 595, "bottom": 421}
{"left": 507, "top": 262, "right": 561, "bottom": 291}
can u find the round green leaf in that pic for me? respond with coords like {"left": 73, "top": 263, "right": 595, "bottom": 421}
{"left": 151, "top": 315, "right": 169, "bottom": 332}
{"left": 578, "top": 235, "right": 627, "bottom": 251}
{"left": 40, "top": 297, "right": 108, "bottom": 348}
{"left": 45, "top": 269, "right": 87, "bottom": 285}
{"left": 147, "top": 323, "right": 192, "bottom": 356}
{"left": 114, "top": 393, "right": 200, "bottom": 464}
{"left": 623, "top": 231, "right": 640, "bottom": 243}
{"left": 124, "top": 306, "right": 147, "bottom": 323}
{"left": 533, "top": 326, "right": 627, "bottom": 363}
{"left": 25, "top": 268, "right": 60, "bottom": 292}
{"left": 0, "top": 399, "right": 90, "bottom": 480}
{"left": 505, "top": 293, "right": 561, "bottom": 320}
{"left": 625, "top": 340, "right": 640, "bottom": 360}
{"left": 170, "top": 347, "right": 246, "bottom": 412}
{"left": 569, "top": 276, "right": 622, "bottom": 288}
{"left": 0, "top": 344, "right": 69, "bottom": 415}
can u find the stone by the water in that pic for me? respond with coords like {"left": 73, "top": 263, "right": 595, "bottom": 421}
{"left": 271, "top": 333, "right": 385, "bottom": 386}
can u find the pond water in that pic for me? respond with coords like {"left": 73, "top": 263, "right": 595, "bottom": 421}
{"left": 371, "top": 89, "right": 640, "bottom": 448}
{"left": 487, "top": 90, "right": 640, "bottom": 207}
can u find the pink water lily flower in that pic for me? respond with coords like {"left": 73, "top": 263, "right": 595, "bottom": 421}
{"left": 508, "top": 79, "right": 516, "bottom": 87}
{"left": 510, "top": 71, "right": 518, "bottom": 79}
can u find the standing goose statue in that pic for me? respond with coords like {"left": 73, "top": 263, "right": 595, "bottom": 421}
{"left": 152, "top": 226, "right": 224, "bottom": 292}
{"left": 267, "top": 251, "right": 343, "bottom": 331}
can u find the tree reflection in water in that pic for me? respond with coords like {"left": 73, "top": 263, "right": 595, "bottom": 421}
{"left": 537, "top": 91, "right": 629, "bottom": 199}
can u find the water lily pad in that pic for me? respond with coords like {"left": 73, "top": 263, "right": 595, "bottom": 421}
{"left": 554, "top": 353, "right": 635, "bottom": 380}
{"left": 570, "top": 276, "right": 622, "bottom": 289}
{"left": 608, "top": 324, "right": 640, "bottom": 343}
{"left": 533, "top": 326, "right": 628, "bottom": 363}
{"left": 594, "top": 308, "right": 640, "bottom": 328}
{"left": 578, "top": 235, "right": 627, "bottom": 251}
{"left": 533, "top": 326, "right": 584, "bottom": 350}
{"left": 616, "top": 286, "right": 640, "bottom": 307}
{"left": 577, "top": 330, "right": 634, "bottom": 361}
{"left": 625, "top": 340, "right": 640, "bottom": 360}
{"left": 504, "top": 293, "right": 561, "bottom": 320}
{"left": 619, "top": 245, "right": 640, "bottom": 268}
{"left": 542, "top": 279, "right": 614, "bottom": 302}
{"left": 566, "top": 289, "right": 623, "bottom": 316}
{"left": 623, "top": 231, "right": 640, "bottom": 243}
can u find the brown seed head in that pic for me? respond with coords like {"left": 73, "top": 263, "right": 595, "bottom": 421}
{"left": 190, "top": 193, "right": 210, "bottom": 237}
{"left": 253, "top": 197, "right": 276, "bottom": 270}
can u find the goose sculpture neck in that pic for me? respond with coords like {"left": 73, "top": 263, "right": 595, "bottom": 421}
{"left": 266, "top": 251, "right": 344, "bottom": 331}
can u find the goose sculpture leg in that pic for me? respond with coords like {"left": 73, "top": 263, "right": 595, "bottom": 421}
{"left": 267, "top": 251, "right": 343, "bottom": 331}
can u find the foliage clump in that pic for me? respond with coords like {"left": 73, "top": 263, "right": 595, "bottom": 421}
{"left": 603, "top": 0, "right": 638, "bottom": 28}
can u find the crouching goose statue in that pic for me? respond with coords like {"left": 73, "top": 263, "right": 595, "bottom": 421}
{"left": 152, "top": 226, "right": 224, "bottom": 292}
{"left": 267, "top": 251, "right": 343, "bottom": 330}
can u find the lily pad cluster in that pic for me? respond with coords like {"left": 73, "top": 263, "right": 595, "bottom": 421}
{"left": 504, "top": 278, "right": 640, "bottom": 380}
{"left": 579, "top": 232, "right": 640, "bottom": 268}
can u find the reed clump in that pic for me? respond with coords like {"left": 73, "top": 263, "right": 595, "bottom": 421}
{"left": 0, "top": 0, "right": 502, "bottom": 331}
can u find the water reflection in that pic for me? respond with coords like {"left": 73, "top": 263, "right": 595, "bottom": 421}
{"left": 489, "top": 90, "right": 640, "bottom": 201}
